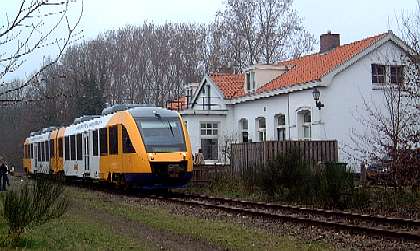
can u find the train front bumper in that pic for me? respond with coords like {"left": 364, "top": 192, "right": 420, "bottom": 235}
{"left": 124, "top": 172, "right": 193, "bottom": 189}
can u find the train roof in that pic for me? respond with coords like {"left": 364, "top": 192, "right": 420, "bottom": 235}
{"left": 101, "top": 104, "right": 154, "bottom": 116}
{"left": 26, "top": 105, "right": 181, "bottom": 138}
{"left": 128, "top": 106, "right": 180, "bottom": 118}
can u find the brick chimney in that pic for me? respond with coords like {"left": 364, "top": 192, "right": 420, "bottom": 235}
{"left": 320, "top": 31, "right": 340, "bottom": 53}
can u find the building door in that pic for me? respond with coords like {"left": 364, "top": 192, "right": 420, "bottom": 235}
{"left": 201, "top": 139, "right": 218, "bottom": 160}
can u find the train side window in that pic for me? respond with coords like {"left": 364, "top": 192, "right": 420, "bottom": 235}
{"left": 122, "top": 126, "right": 135, "bottom": 153}
{"left": 37, "top": 143, "right": 41, "bottom": 162}
{"left": 38, "top": 142, "right": 44, "bottom": 161}
{"left": 77, "top": 134, "right": 82, "bottom": 160}
{"left": 65, "top": 136, "right": 70, "bottom": 160}
{"left": 42, "top": 141, "right": 45, "bottom": 161}
{"left": 40, "top": 142, "right": 44, "bottom": 161}
{"left": 30, "top": 144, "right": 33, "bottom": 159}
{"left": 58, "top": 138, "right": 63, "bottom": 158}
{"left": 70, "top": 135, "right": 76, "bottom": 160}
{"left": 50, "top": 139, "right": 54, "bottom": 158}
{"left": 100, "top": 128, "right": 108, "bottom": 155}
{"left": 109, "top": 125, "right": 118, "bottom": 155}
{"left": 93, "top": 130, "right": 98, "bottom": 156}
{"left": 46, "top": 140, "right": 50, "bottom": 161}
{"left": 44, "top": 141, "right": 47, "bottom": 161}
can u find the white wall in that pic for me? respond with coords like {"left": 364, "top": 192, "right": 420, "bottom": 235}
{"left": 229, "top": 95, "right": 290, "bottom": 142}
{"left": 254, "top": 69, "right": 285, "bottom": 90}
{"left": 321, "top": 41, "right": 408, "bottom": 168}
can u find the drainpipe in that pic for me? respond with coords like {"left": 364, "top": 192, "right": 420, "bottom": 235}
{"left": 287, "top": 93, "right": 291, "bottom": 140}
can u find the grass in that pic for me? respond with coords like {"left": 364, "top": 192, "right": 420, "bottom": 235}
{"left": 0, "top": 177, "right": 331, "bottom": 250}
{"left": 0, "top": 210, "right": 149, "bottom": 250}
{"left": 75, "top": 189, "right": 330, "bottom": 251}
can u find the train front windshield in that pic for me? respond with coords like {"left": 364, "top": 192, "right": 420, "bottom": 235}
{"left": 135, "top": 117, "right": 186, "bottom": 153}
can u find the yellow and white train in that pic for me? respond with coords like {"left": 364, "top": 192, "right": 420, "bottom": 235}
{"left": 23, "top": 105, "right": 193, "bottom": 189}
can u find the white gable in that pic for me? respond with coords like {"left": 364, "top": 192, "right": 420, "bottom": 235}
{"left": 190, "top": 76, "right": 227, "bottom": 111}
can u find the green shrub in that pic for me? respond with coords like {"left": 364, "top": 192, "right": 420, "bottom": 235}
{"left": 207, "top": 171, "right": 251, "bottom": 198}
{"left": 349, "top": 188, "right": 370, "bottom": 209}
{"left": 370, "top": 187, "right": 420, "bottom": 214}
{"left": 315, "top": 162, "right": 354, "bottom": 209}
{"left": 256, "top": 150, "right": 315, "bottom": 202}
{"left": 239, "top": 164, "right": 259, "bottom": 193}
{"left": 0, "top": 176, "right": 69, "bottom": 246}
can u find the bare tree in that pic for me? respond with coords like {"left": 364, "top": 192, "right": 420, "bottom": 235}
{"left": 350, "top": 5, "right": 420, "bottom": 187}
{"left": 215, "top": 0, "right": 315, "bottom": 70}
{"left": 0, "top": 0, "right": 83, "bottom": 99}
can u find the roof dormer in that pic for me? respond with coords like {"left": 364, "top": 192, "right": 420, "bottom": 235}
{"left": 244, "top": 64, "right": 288, "bottom": 93}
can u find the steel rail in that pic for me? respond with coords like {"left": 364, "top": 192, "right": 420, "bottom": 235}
{"left": 159, "top": 193, "right": 420, "bottom": 242}
{"left": 176, "top": 193, "right": 420, "bottom": 227}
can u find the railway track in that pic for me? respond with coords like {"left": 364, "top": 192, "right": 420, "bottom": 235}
{"left": 156, "top": 193, "right": 420, "bottom": 242}
{"left": 43, "top": 177, "right": 420, "bottom": 242}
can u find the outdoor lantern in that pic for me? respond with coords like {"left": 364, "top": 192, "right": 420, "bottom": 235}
{"left": 312, "top": 87, "right": 320, "bottom": 101}
{"left": 312, "top": 87, "right": 324, "bottom": 110}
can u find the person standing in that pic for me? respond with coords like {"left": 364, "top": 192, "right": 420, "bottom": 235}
{"left": 0, "top": 162, "right": 6, "bottom": 191}
{"left": 194, "top": 148, "right": 205, "bottom": 166}
{"left": 4, "top": 163, "right": 9, "bottom": 187}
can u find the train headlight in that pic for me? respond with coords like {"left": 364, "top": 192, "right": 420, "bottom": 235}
{"left": 182, "top": 153, "right": 187, "bottom": 160}
{"left": 148, "top": 153, "right": 154, "bottom": 160}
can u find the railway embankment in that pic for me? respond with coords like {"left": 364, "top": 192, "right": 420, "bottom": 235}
{"left": 0, "top": 176, "right": 327, "bottom": 250}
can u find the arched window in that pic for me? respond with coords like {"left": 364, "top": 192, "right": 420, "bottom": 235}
{"left": 274, "top": 114, "right": 286, "bottom": 141}
{"left": 239, "top": 118, "right": 248, "bottom": 142}
{"left": 297, "top": 110, "right": 311, "bottom": 139}
{"left": 256, "top": 117, "right": 266, "bottom": 142}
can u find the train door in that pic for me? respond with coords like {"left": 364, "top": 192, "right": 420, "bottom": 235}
{"left": 83, "top": 132, "right": 90, "bottom": 174}
{"left": 122, "top": 125, "right": 135, "bottom": 175}
{"left": 90, "top": 129, "right": 100, "bottom": 179}
{"left": 33, "top": 143, "right": 38, "bottom": 173}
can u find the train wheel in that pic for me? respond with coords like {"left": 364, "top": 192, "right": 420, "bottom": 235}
{"left": 115, "top": 174, "right": 129, "bottom": 190}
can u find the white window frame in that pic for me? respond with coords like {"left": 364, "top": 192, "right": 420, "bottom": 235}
{"left": 239, "top": 118, "right": 248, "bottom": 142}
{"left": 256, "top": 117, "right": 266, "bottom": 142}
{"left": 302, "top": 111, "right": 311, "bottom": 140}
{"left": 296, "top": 109, "right": 311, "bottom": 140}
{"left": 372, "top": 64, "right": 386, "bottom": 84}
{"left": 275, "top": 113, "right": 286, "bottom": 141}
{"left": 200, "top": 122, "right": 219, "bottom": 138}
{"left": 200, "top": 121, "right": 219, "bottom": 161}
{"left": 245, "top": 71, "right": 256, "bottom": 92}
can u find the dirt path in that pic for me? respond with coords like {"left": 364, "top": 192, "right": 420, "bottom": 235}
{"left": 71, "top": 197, "right": 222, "bottom": 251}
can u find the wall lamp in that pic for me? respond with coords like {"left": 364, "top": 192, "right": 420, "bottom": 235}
{"left": 312, "top": 87, "right": 324, "bottom": 110}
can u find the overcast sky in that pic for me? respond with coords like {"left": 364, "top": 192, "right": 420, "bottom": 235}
{"left": 1, "top": 0, "right": 418, "bottom": 79}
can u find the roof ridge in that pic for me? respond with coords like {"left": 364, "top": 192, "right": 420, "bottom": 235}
{"left": 209, "top": 72, "right": 240, "bottom": 76}
{"left": 276, "top": 32, "right": 387, "bottom": 65}
{"left": 256, "top": 32, "right": 388, "bottom": 94}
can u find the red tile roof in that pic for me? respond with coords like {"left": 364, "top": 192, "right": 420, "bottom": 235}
{"left": 209, "top": 33, "right": 386, "bottom": 99}
{"left": 209, "top": 73, "right": 245, "bottom": 99}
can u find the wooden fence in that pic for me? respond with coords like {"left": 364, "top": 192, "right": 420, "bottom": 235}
{"left": 230, "top": 140, "right": 338, "bottom": 173}
{"left": 191, "top": 164, "right": 229, "bottom": 184}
